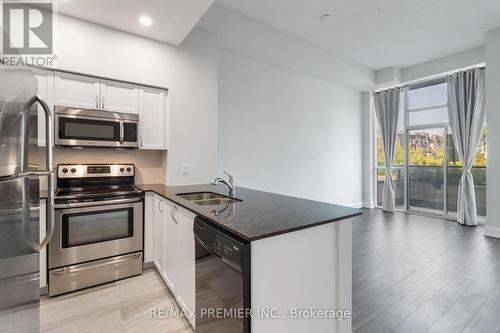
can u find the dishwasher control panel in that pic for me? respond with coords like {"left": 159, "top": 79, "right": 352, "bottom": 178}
{"left": 194, "top": 216, "right": 249, "bottom": 270}
{"left": 215, "top": 235, "right": 240, "bottom": 258}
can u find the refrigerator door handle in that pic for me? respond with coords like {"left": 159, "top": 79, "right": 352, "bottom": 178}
{"left": 24, "top": 95, "right": 55, "bottom": 250}
{"left": 21, "top": 177, "right": 38, "bottom": 251}
{"left": 25, "top": 95, "right": 53, "bottom": 170}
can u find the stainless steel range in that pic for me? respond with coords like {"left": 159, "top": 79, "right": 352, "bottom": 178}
{"left": 48, "top": 164, "right": 143, "bottom": 296}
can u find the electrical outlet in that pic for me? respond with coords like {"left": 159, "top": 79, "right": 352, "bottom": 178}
{"left": 180, "top": 164, "right": 189, "bottom": 175}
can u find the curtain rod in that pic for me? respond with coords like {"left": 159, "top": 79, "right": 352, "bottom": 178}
{"left": 371, "top": 65, "right": 485, "bottom": 94}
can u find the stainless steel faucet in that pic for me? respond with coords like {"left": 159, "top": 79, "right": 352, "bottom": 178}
{"left": 211, "top": 171, "right": 235, "bottom": 197}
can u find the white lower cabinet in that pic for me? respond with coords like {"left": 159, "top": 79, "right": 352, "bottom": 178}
{"left": 174, "top": 206, "right": 196, "bottom": 327}
{"left": 145, "top": 193, "right": 196, "bottom": 327}
{"left": 162, "top": 199, "right": 178, "bottom": 292}
{"left": 153, "top": 195, "right": 165, "bottom": 273}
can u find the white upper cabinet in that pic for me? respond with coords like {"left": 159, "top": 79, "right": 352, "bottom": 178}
{"left": 33, "top": 69, "right": 54, "bottom": 147}
{"left": 100, "top": 80, "right": 139, "bottom": 114}
{"left": 138, "top": 88, "right": 167, "bottom": 150}
{"left": 54, "top": 72, "right": 100, "bottom": 109}
{"left": 55, "top": 73, "right": 139, "bottom": 114}
{"left": 53, "top": 70, "right": 168, "bottom": 150}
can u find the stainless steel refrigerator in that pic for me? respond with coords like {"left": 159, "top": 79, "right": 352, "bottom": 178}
{"left": 0, "top": 62, "right": 55, "bottom": 332}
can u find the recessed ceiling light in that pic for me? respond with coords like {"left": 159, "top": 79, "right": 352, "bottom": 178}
{"left": 320, "top": 14, "right": 331, "bottom": 22}
{"left": 139, "top": 16, "right": 152, "bottom": 26}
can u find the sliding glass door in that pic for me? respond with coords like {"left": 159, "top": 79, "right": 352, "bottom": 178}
{"left": 407, "top": 127, "right": 445, "bottom": 213}
{"left": 375, "top": 79, "right": 487, "bottom": 219}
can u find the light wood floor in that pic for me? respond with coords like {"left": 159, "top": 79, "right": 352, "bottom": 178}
{"left": 40, "top": 269, "right": 193, "bottom": 333}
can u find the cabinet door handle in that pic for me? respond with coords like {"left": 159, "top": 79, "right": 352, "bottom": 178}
{"left": 140, "top": 136, "right": 143, "bottom": 147}
{"left": 96, "top": 96, "right": 99, "bottom": 109}
{"left": 171, "top": 205, "right": 179, "bottom": 224}
{"left": 101, "top": 96, "right": 105, "bottom": 109}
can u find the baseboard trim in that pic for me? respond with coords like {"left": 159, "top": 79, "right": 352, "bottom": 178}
{"left": 485, "top": 226, "right": 500, "bottom": 239}
{"left": 345, "top": 202, "right": 364, "bottom": 208}
{"left": 143, "top": 261, "right": 155, "bottom": 270}
{"left": 362, "top": 201, "right": 374, "bottom": 209}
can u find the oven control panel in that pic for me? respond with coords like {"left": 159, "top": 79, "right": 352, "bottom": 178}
{"left": 57, "top": 164, "right": 135, "bottom": 178}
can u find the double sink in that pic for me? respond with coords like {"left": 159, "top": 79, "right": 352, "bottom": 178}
{"left": 176, "top": 192, "right": 242, "bottom": 206}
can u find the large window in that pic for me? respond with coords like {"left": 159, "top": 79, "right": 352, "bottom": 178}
{"left": 375, "top": 80, "right": 487, "bottom": 218}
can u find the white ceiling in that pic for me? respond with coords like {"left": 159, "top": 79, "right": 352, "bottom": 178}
{"left": 56, "top": 0, "right": 214, "bottom": 45}
{"left": 214, "top": 0, "right": 500, "bottom": 70}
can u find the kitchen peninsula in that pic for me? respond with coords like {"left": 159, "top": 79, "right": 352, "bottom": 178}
{"left": 139, "top": 183, "right": 361, "bottom": 333}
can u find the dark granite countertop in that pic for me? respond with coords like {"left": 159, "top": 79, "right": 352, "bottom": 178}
{"left": 137, "top": 183, "right": 361, "bottom": 242}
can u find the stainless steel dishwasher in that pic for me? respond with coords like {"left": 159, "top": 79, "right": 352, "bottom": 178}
{"left": 194, "top": 217, "right": 251, "bottom": 333}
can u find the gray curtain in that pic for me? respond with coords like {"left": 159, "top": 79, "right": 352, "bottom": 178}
{"left": 374, "top": 89, "right": 400, "bottom": 212}
{"left": 447, "top": 68, "right": 486, "bottom": 226}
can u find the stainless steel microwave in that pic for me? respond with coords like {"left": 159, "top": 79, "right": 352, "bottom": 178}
{"left": 54, "top": 106, "right": 139, "bottom": 149}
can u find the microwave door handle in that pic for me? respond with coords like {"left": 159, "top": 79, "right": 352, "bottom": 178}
{"left": 25, "top": 95, "right": 55, "bottom": 250}
{"left": 120, "top": 122, "right": 124, "bottom": 143}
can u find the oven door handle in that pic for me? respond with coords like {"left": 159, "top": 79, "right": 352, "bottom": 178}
{"left": 51, "top": 253, "right": 142, "bottom": 276}
{"left": 54, "top": 197, "right": 142, "bottom": 209}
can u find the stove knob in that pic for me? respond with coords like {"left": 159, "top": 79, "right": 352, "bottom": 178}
{"left": 62, "top": 168, "right": 68, "bottom": 173}
{"left": 126, "top": 167, "right": 131, "bottom": 172}
{"left": 71, "top": 168, "right": 77, "bottom": 173}
{"left": 120, "top": 167, "right": 125, "bottom": 172}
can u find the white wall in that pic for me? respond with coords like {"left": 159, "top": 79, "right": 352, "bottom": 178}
{"left": 198, "top": 4, "right": 374, "bottom": 91}
{"left": 401, "top": 46, "right": 485, "bottom": 83}
{"left": 485, "top": 27, "right": 500, "bottom": 238}
{"left": 218, "top": 51, "right": 363, "bottom": 207}
{"left": 52, "top": 15, "right": 218, "bottom": 185}
{"left": 361, "top": 92, "right": 374, "bottom": 208}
